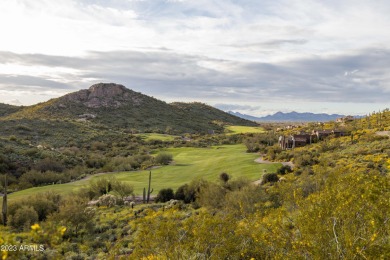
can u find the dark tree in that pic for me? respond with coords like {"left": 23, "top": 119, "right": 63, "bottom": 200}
{"left": 219, "top": 172, "right": 230, "bottom": 183}
{"left": 156, "top": 188, "right": 174, "bottom": 203}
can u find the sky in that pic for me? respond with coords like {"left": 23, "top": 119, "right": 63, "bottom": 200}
{"left": 0, "top": 0, "right": 389, "bottom": 116}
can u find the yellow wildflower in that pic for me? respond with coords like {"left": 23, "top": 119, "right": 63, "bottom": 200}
{"left": 31, "top": 223, "right": 40, "bottom": 231}
{"left": 2, "top": 250, "right": 8, "bottom": 260}
{"left": 59, "top": 226, "right": 67, "bottom": 236}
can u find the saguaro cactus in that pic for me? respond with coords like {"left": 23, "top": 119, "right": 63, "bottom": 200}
{"left": 2, "top": 174, "right": 8, "bottom": 226}
{"left": 146, "top": 171, "right": 154, "bottom": 203}
{"left": 142, "top": 171, "right": 154, "bottom": 204}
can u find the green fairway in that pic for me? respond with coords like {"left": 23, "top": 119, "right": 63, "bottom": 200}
{"left": 225, "top": 125, "right": 265, "bottom": 134}
{"left": 135, "top": 133, "right": 179, "bottom": 141}
{"left": 7, "top": 144, "right": 281, "bottom": 200}
{"left": 5, "top": 178, "right": 91, "bottom": 201}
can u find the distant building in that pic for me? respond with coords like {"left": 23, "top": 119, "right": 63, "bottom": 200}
{"left": 313, "top": 130, "right": 333, "bottom": 140}
{"left": 313, "top": 129, "right": 348, "bottom": 139}
{"left": 332, "top": 130, "right": 348, "bottom": 137}
{"left": 336, "top": 115, "right": 354, "bottom": 123}
{"left": 279, "top": 129, "right": 349, "bottom": 150}
{"left": 279, "top": 134, "right": 313, "bottom": 150}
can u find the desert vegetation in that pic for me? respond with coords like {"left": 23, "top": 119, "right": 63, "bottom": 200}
{"left": 1, "top": 93, "right": 390, "bottom": 259}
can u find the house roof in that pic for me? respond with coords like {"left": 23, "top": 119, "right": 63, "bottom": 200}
{"left": 315, "top": 130, "right": 333, "bottom": 134}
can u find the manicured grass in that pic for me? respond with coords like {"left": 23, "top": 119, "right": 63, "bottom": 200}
{"left": 7, "top": 144, "right": 281, "bottom": 200}
{"left": 135, "top": 133, "right": 179, "bottom": 141}
{"left": 5, "top": 179, "right": 90, "bottom": 201}
{"left": 225, "top": 125, "right": 265, "bottom": 134}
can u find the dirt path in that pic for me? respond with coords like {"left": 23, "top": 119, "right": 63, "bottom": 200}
{"left": 254, "top": 156, "right": 294, "bottom": 169}
{"left": 252, "top": 155, "right": 294, "bottom": 185}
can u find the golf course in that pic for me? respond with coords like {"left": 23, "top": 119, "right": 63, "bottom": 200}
{"left": 7, "top": 144, "right": 281, "bottom": 201}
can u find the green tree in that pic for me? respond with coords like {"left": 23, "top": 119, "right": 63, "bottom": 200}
{"left": 49, "top": 196, "right": 95, "bottom": 237}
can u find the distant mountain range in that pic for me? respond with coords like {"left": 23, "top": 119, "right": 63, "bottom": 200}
{"left": 228, "top": 111, "right": 346, "bottom": 122}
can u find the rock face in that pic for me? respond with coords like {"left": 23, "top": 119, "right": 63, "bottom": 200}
{"left": 60, "top": 83, "right": 142, "bottom": 108}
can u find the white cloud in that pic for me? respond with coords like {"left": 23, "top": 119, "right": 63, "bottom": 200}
{"left": 4, "top": 99, "right": 22, "bottom": 106}
{"left": 0, "top": 0, "right": 390, "bottom": 114}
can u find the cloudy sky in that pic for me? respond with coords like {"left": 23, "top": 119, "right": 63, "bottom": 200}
{"left": 0, "top": 0, "right": 389, "bottom": 116}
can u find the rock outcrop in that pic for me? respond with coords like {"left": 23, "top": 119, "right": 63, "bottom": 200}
{"left": 59, "top": 83, "right": 142, "bottom": 108}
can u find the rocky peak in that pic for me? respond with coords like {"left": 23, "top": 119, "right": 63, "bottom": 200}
{"left": 88, "top": 83, "right": 127, "bottom": 97}
{"left": 59, "top": 83, "right": 142, "bottom": 108}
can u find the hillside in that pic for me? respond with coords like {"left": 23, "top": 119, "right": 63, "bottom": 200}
{"left": 4, "top": 83, "right": 256, "bottom": 134}
{"left": 0, "top": 103, "right": 22, "bottom": 117}
{"left": 2, "top": 109, "right": 389, "bottom": 259}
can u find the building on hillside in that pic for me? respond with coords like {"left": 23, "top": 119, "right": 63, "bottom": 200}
{"left": 332, "top": 129, "right": 348, "bottom": 137}
{"left": 279, "top": 133, "right": 313, "bottom": 150}
{"left": 313, "top": 130, "right": 333, "bottom": 140}
{"left": 293, "top": 134, "right": 313, "bottom": 147}
{"left": 279, "top": 129, "right": 349, "bottom": 150}
{"left": 279, "top": 135, "right": 293, "bottom": 150}
{"left": 313, "top": 129, "right": 349, "bottom": 139}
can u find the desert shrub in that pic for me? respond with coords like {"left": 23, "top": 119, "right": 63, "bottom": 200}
{"left": 224, "top": 185, "right": 267, "bottom": 217}
{"left": 175, "top": 179, "right": 208, "bottom": 205}
{"left": 49, "top": 196, "right": 94, "bottom": 236}
{"left": 91, "top": 141, "right": 106, "bottom": 151}
{"left": 277, "top": 165, "right": 293, "bottom": 175}
{"left": 154, "top": 152, "right": 173, "bottom": 165}
{"left": 7, "top": 192, "right": 62, "bottom": 222}
{"left": 85, "top": 155, "right": 106, "bottom": 169}
{"left": 261, "top": 173, "right": 279, "bottom": 184}
{"left": 225, "top": 177, "right": 250, "bottom": 191}
{"left": 34, "top": 157, "right": 65, "bottom": 173}
{"left": 21, "top": 148, "right": 40, "bottom": 156}
{"left": 175, "top": 184, "right": 193, "bottom": 203}
{"left": 266, "top": 145, "right": 283, "bottom": 160}
{"left": 111, "top": 180, "right": 134, "bottom": 200}
{"left": 105, "top": 157, "right": 134, "bottom": 172}
{"left": 219, "top": 172, "right": 230, "bottom": 183}
{"left": 19, "top": 170, "right": 70, "bottom": 186}
{"left": 97, "top": 194, "right": 117, "bottom": 207}
{"left": 197, "top": 182, "right": 227, "bottom": 209}
{"left": 88, "top": 177, "right": 114, "bottom": 198}
{"left": 81, "top": 177, "right": 133, "bottom": 200}
{"left": 244, "top": 137, "right": 260, "bottom": 153}
{"left": 30, "top": 196, "right": 60, "bottom": 221}
{"left": 9, "top": 206, "right": 39, "bottom": 231}
{"left": 293, "top": 151, "right": 319, "bottom": 167}
{"left": 156, "top": 188, "right": 175, "bottom": 203}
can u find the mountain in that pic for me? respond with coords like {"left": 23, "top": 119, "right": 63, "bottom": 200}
{"left": 2, "top": 83, "right": 256, "bottom": 134}
{"left": 227, "top": 111, "right": 262, "bottom": 121}
{"left": 258, "top": 111, "right": 345, "bottom": 122}
{"left": 228, "top": 111, "right": 345, "bottom": 122}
